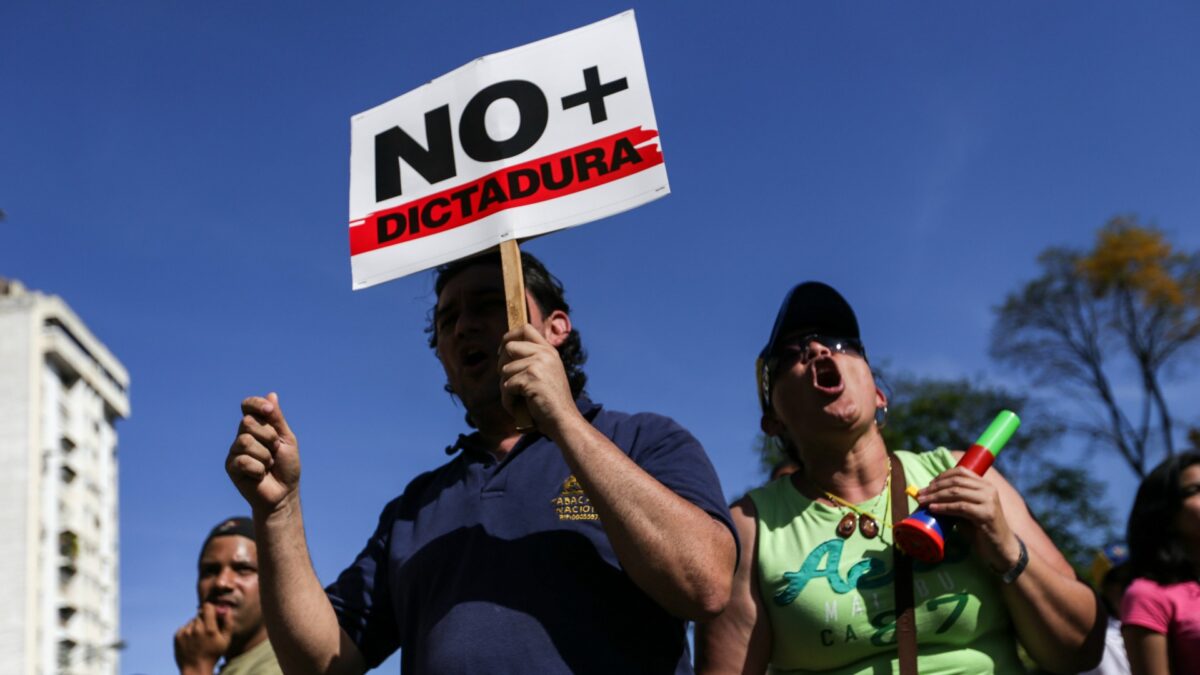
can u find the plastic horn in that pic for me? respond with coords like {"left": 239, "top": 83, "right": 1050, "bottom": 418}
{"left": 893, "top": 410, "right": 1021, "bottom": 564}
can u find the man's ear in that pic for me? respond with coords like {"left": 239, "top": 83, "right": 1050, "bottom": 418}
{"left": 541, "top": 309, "right": 572, "bottom": 348}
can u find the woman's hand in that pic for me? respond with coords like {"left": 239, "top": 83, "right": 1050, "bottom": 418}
{"left": 917, "top": 466, "right": 1023, "bottom": 575}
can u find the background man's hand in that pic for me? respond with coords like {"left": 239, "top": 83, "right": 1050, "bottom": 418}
{"left": 226, "top": 392, "right": 301, "bottom": 515}
{"left": 174, "top": 602, "right": 231, "bottom": 674}
{"left": 499, "top": 324, "right": 579, "bottom": 431}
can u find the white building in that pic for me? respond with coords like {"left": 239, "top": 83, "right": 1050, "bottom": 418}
{"left": 0, "top": 278, "right": 128, "bottom": 675}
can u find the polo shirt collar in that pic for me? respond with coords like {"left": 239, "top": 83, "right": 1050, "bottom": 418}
{"left": 443, "top": 395, "right": 603, "bottom": 461}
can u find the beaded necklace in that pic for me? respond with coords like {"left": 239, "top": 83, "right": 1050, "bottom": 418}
{"left": 823, "top": 467, "right": 891, "bottom": 540}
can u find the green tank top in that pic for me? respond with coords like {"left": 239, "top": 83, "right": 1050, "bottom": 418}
{"left": 748, "top": 448, "right": 1022, "bottom": 675}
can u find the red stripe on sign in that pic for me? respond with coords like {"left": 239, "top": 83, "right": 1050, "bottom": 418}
{"left": 349, "top": 126, "right": 663, "bottom": 257}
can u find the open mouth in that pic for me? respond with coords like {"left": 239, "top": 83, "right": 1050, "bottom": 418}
{"left": 463, "top": 350, "right": 488, "bottom": 367}
{"left": 811, "top": 357, "right": 844, "bottom": 395}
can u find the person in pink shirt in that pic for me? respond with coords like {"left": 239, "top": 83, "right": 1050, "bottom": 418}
{"left": 1122, "top": 450, "right": 1200, "bottom": 675}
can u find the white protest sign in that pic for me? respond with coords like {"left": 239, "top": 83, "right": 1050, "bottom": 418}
{"left": 348, "top": 10, "right": 669, "bottom": 289}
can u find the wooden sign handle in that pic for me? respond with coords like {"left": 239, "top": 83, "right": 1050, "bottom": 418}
{"left": 499, "top": 239, "right": 536, "bottom": 431}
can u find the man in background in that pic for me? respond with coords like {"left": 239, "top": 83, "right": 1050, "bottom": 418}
{"left": 174, "top": 517, "right": 282, "bottom": 675}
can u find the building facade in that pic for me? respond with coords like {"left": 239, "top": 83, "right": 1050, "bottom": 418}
{"left": 0, "top": 278, "right": 128, "bottom": 675}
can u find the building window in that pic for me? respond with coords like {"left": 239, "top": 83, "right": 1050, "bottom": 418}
{"left": 58, "top": 562, "right": 77, "bottom": 591}
{"left": 57, "top": 639, "right": 76, "bottom": 669}
{"left": 59, "top": 530, "right": 79, "bottom": 559}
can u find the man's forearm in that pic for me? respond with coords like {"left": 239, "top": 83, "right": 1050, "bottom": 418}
{"left": 255, "top": 495, "right": 365, "bottom": 675}
{"left": 547, "top": 416, "right": 736, "bottom": 620}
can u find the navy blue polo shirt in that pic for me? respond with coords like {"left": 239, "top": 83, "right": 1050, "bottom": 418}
{"left": 325, "top": 397, "right": 737, "bottom": 674}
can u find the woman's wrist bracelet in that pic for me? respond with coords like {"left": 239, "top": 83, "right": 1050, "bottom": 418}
{"left": 1000, "top": 536, "right": 1029, "bottom": 584}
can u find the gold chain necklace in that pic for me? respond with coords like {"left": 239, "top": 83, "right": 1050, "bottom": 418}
{"left": 823, "top": 466, "right": 891, "bottom": 540}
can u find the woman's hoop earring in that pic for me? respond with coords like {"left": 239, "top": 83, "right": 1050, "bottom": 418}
{"left": 875, "top": 405, "right": 888, "bottom": 428}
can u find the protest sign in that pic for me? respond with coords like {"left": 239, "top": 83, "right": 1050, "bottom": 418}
{"left": 348, "top": 10, "right": 669, "bottom": 290}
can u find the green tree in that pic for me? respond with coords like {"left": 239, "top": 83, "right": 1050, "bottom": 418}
{"left": 1020, "top": 465, "right": 1112, "bottom": 575}
{"left": 991, "top": 217, "right": 1200, "bottom": 478}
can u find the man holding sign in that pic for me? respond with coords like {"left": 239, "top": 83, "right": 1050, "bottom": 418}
{"left": 227, "top": 13, "right": 734, "bottom": 673}
{"left": 226, "top": 250, "right": 737, "bottom": 673}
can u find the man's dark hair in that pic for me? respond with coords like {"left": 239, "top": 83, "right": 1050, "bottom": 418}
{"left": 1127, "top": 450, "right": 1200, "bottom": 585}
{"left": 427, "top": 250, "right": 588, "bottom": 399}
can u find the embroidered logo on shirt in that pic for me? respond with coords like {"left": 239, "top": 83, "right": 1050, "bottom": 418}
{"left": 553, "top": 474, "right": 598, "bottom": 521}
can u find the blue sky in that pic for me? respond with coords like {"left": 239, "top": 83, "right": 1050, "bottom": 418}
{"left": 3, "top": 2, "right": 1199, "bottom": 673}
